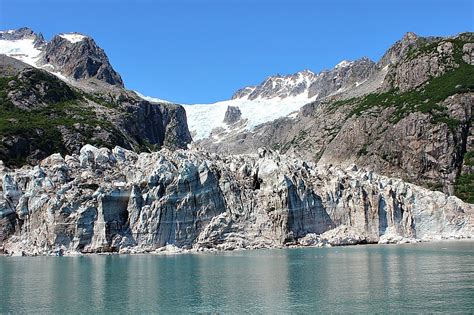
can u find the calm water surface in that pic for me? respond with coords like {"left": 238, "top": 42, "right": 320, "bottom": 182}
{"left": 1, "top": 241, "right": 473, "bottom": 314}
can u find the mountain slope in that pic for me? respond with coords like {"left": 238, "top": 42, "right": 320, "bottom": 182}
{"left": 0, "top": 29, "right": 192, "bottom": 166}
{"left": 169, "top": 57, "right": 377, "bottom": 140}
{"left": 197, "top": 32, "right": 474, "bottom": 203}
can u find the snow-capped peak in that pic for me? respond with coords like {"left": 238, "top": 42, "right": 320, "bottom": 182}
{"left": 335, "top": 60, "right": 352, "bottom": 68}
{"left": 0, "top": 28, "right": 123, "bottom": 86}
{"left": 59, "top": 33, "right": 86, "bottom": 44}
{"left": 232, "top": 69, "right": 318, "bottom": 100}
{"left": 300, "top": 69, "right": 315, "bottom": 75}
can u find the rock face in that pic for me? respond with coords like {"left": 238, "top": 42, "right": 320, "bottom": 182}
{"left": 197, "top": 32, "right": 474, "bottom": 202}
{"left": 231, "top": 60, "right": 376, "bottom": 101}
{"left": 232, "top": 69, "right": 317, "bottom": 100}
{"left": 0, "top": 55, "right": 31, "bottom": 76}
{"left": 0, "top": 57, "right": 192, "bottom": 167}
{"left": 38, "top": 34, "right": 124, "bottom": 87}
{"left": 307, "top": 57, "right": 376, "bottom": 99}
{"left": 463, "top": 43, "right": 474, "bottom": 65}
{"left": 0, "top": 146, "right": 471, "bottom": 255}
{"left": 0, "top": 27, "right": 122, "bottom": 87}
{"left": 0, "top": 27, "right": 45, "bottom": 47}
{"left": 381, "top": 34, "right": 458, "bottom": 92}
{"left": 223, "top": 106, "right": 242, "bottom": 124}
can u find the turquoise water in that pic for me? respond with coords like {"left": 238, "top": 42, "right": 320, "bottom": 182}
{"left": 1, "top": 241, "right": 473, "bottom": 314}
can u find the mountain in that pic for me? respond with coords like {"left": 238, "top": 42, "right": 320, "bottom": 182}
{"left": 196, "top": 32, "right": 474, "bottom": 203}
{"left": 232, "top": 59, "right": 377, "bottom": 101}
{"left": 0, "top": 27, "right": 123, "bottom": 88}
{"left": 0, "top": 29, "right": 473, "bottom": 256}
{"left": 0, "top": 28, "right": 191, "bottom": 166}
{"left": 172, "top": 57, "right": 377, "bottom": 141}
{"left": 232, "top": 69, "right": 317, "bottom": 100}
{"left": 38, "top": 33, "right": 124, "bottom": 87}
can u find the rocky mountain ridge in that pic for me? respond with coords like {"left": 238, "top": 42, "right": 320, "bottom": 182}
{"left": 0, "top": 27, "right": 45, "bottom": 46}
{"left": 0, "top": 28, "right": 192, "bottom": 167}
{"left": 231, "top": 58, "right": 377, "bottom": 101}
{"left": 180, "top": 57, "right": 380, "bottom": 141}
{"left": 0, "top": 27, "right": 123, "bottom": 89}
{"left": 0, "top": 145, "right": 471, "bottom": 256}
{"left": 197, "top": 32, "right": 474, "bottom": 203}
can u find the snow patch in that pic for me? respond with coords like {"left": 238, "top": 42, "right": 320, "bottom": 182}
{"left": 134, "top": 91, "right": 172, "bottom": 104}
{"left": 0, "top": 38, "right": 41, "bottom": 66}
{"left": 0, "top": 37, "right": 76, "bottom": 83}
{"left": 182, "top": 93, "right": 315, "bottom": 140}
{"left": 287, "top": 112, "right": 299, "bottom": 119}
{"left": 335, "top": 60, "right": 352, "bottom": 68}
{"left": 59, "top": 33, "right": 86, "bottom": 44}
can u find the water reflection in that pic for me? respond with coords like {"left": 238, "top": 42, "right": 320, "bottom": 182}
{"left": 1, "top": 242, "right": 473, "bottom": 313}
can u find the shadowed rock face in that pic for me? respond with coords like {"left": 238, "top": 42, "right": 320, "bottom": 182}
{"left": 0, "top": 146, "right": 471, "bottom": 255}
{"left": 223, "top": 106, "right": 242, "bottom": 125}
{"left": 0, "top": 58, "right": 192, "bottom": 167}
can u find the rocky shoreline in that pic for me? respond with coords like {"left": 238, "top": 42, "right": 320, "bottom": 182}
{"left": 2, "top": 234, "right": 472, "bottom": 257}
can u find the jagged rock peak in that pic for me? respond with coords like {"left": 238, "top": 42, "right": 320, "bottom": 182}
{"left": 232, "top": 69, "right": 317, "bottom": 100}
{"left": 0, "top": 27, "right": 45, "bottom": 47}
{"left": 0, "top": 27, "right": 123, "bottom": 87}
{"left": 377, "top": 31, "right": 435, "bottom": 68}
{"left": 307, "top": 57, "right": 376, "bottom": 99}
{"left": 38, "top": 32, "right": 124, "bottom": 87}
{"left": 0, "top": 27, "right": 36, "bottom": 40}
{"left": 402, "top": 31, "right": 418, "bottom": 42}
{"left": 223, "top": 106, "right": 242, "bottom": 124}
{"left": 335, "top": 60, "right": 352, "bottom": 68}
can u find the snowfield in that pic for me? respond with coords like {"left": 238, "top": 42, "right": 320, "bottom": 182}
{"left": 142, "top": 93, "right": 316, "bottom": 140}
{"left": 0, "top": 35, "right": 79, "bottom": 83}
{"left": 0, "top": 38, "right": 41, "bottom": 66}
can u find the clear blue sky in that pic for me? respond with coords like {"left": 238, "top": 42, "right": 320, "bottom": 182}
{"left": 0, "top": 0, "right": 472, "bottom": 103}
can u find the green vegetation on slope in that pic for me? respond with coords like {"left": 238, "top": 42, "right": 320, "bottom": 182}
{"left": 455, "top": 151, "right": 474, "bottom": 204}
{"left": 0, "top": 73, "right": 123, "bottom": 166}
{"left": 332, "top": 36, "right": 474, "bottom": 130}
{"left": 325, "top": 35, "right": 474, "bottom": 203}
{"left": 454, "top": 173, "right": 474, "bottom": 204}
{"left": 349, "top": 61, "right": 474, "bottom": 127}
